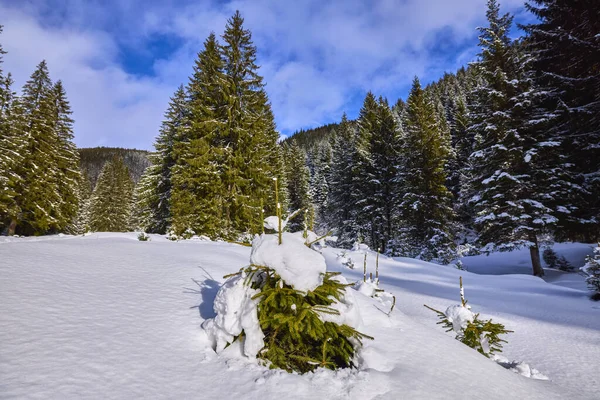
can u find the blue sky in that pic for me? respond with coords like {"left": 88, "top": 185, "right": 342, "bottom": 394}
{"left": 0, "top": 0, "right": 533, "bottom": 150}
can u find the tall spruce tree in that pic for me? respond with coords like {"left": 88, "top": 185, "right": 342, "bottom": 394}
{"left": 521, "top": 0, "right": 600, "bottom": 242}
{"left": 145, "top": 85, "right": 186, "bottom": 234}
{"left": 52, "top": 80, "right": 81, "bottom": 230}
{"left": 220, "top": 11, "right": 285, "bottom": 236}
{"left": 369, "top": 97, "right": 402, "bottom": 252}
{"left": 0, "top": 28, "right": 27, "bottom": 233}
{"left": 88, "top": 156, "right": 134, "bottom": 232}
{"left": 10, "top": 61, "right": 62, "bottom": 235}
{"left": 328, "top": 114, "right": 359, "bottom": 248}
{"left": 397, "top": 77, "right": 455, "bottom": 263}
{"left": 171, "top": 33, "right": 230, "bottom": 238}
{"left": 351, "top": 92, "right": 378, "bottom": 247}
{"left": 466, "top": 0, "right": 556, "bottom": 276}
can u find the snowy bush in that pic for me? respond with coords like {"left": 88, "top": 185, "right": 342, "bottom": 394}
{"left": 543, "top": 248, "right": 574, "bottom": 271}
{"left": 203, "top": 223, "right": 373, "bottom": 373}
{"left": 581, "top": 245, "right": 600, "bottom": 300}
{"left": 137, "top": 232, "right": 150, "bottom": 241}
{"left": 425, "top": 278, "right": 512, "bottom": 358}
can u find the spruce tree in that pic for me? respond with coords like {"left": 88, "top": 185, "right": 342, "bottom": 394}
{"left": 88, "top": 157, "right": 134, "bottom": 232}
{"left": 220, "top": 11, "right": 285, "bottom": 236}
{"left": 521, "top": 0, "right": 600, "bottom": 242}
{"left": 397, "top": 77, "right": 455, "bottom": 263}
{"left": 369, "top": 97, "right": 402, "bottom": 253}
{"left": 68, "top": 171, "right": 92, "bottom": 234}
{"left": 328, "top": 114, "right": 359, "bottom": 248}
{"left": 351, "top": 92, "right": 378, "bottom": 247}
{"left": 283, "top": 142, "right": 312, "bottom": 232}
{"left": 10, "top": 61, "right": 62, "bottom": 235}
{"left": 0, "top": 28, "right": 27, "bottom": 233}
{"left": 52, "top": 80, "right": 81, "bottom": 230}
{"left": 467, "top": 0, "right": 557, "bottom": 276}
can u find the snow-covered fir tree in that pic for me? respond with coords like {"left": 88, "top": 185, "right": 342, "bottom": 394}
{"left": 581, "top": 244, "right": 600, "bottom": 300}
{"left": 52, "top": 80, "right": 82, "bottom": 231}
{"left": 67, "top": 171, "right": 92, "bottom": 234}
{"left": 220, "top": 11, "right": 286, "bottom": 236}
{"left": 328, "top": 114, "right": 359, "bottom": 248}
{"left": 369, "top": 97, "right": 402, "bottom": 253}
{"left": 465, "top": 0, "right": 558, "bottom": 276}
{"left": 396, "top": 77, "right": 455, "bottom": 263}
{"left": 0, "top": 28, "right": 26, "bottom": 234}
{"left": 521, "top": 0, "right": 600, "bottom": 242}
{"left": 283, "top": 142, "right": 312, "bottom": 232}
{"left": 88, "top": 157, "right": 134, "bottom": 232}
{"left": 170, "top": 33, "right": 228, "bottom": 238}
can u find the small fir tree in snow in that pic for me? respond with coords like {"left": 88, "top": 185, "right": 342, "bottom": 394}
{"left": 581, "top": 245, "right": 600, "bottom": 300}
{"left": 203, "top": 187, "right": 372, "bottom": 373}
{"left": 425, "top": 277, "right": 512, "bottom": 357}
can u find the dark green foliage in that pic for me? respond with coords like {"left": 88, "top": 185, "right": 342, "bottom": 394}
{"left": 282, "top": 123, "right": 340, "bottom": 150}
{"left": 542, "top": 248, "right": 558, "bottom": 267}
{"left": 521, "top": 0, "right": 600, "bottom": 242}
{"left": 397, "top": 78, "right": 455, "bottom": 263}
{"left": 2, "top": 61, "right": 80, "bottom": 235}
{"left": 168, "top": 13, "right": 285, "bottom": 239}
{"left": 78, "top": 147, "right": 151, "bottom": 188}
{"left": 88, "top": 156, "right": 134, "bottom": 232}
{"left": 283, "top": 143, "right": 312, "bottom": 232}
{"left": 239, "top": 266, "right": 372, "bottom": 373}
{"left": 542, "top": 248, "right": 574, "bottom": 271}
{"left": 140, "top": 86, "right": 186, "bottom": 234}
{"left": 328, "top": 114, "right": 359, "bottom": 248}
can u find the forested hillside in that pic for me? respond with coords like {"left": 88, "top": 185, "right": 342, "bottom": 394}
{"left": 78, "top": 147, "right": 151, "bottom": 187}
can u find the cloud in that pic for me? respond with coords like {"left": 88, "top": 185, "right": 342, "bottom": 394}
{"left": 0, "top": 0, "right": 528, "bottom": 148}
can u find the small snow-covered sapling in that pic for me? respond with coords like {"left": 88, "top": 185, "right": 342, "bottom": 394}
{"left": 424, "top": 277, "right": 512, "bottom": 358}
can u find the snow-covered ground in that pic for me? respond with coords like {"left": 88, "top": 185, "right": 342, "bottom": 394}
{"left": 1, "top": 233, "right": 598, "bottom": 399}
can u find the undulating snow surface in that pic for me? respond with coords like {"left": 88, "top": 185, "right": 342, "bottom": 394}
{"left": 1, "top": 233, "right": 598, "bottom": 399}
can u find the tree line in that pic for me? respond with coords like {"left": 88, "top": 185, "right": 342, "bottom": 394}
{"left": 2, "top": 1, "right": 598, "bottom": 278}
{"left": 286, "top": 0, "right": 599, "bottom": 275}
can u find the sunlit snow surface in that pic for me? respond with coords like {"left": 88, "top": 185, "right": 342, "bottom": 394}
{"left": 1, "top": 233, "right": 598, "bottom": 399}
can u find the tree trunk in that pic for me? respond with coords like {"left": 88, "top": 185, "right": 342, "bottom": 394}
{"left": 529, "top": 233, "right": 544, "bottom": 277}
{"left": 7, "top": 219, "right": 17, "bottom": 236}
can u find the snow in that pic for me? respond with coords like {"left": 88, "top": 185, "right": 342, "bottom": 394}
{"left": 444, "top": 304, "right": 474, "bottom": 332}
{"left": 263, "top": 215, "right": 284, "bottom": 231}
{"left": 202, "top": 274, "right": 264, "bottom": 358}
{"left": 250, "top": 232, "right": 326, "bottom": 292}
{"left": 1, "top": 233, "right": 598, "bottom": 399}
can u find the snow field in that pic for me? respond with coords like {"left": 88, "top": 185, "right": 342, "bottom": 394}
{"left": 1, "top": 233, "right": 598, "bottom": 399}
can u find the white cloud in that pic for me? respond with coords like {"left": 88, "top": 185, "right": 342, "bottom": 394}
{"left": 0, "top": 0, "right": 527, "bottom": 148}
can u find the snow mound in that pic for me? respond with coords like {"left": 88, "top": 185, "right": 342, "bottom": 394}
{"left": 202, "top": 274, "right": 265, "bottom": 358}
{"left": 493, "top": 355, "right": 549, "bottom": 380}
{"left": 355, "top": 279, "right": 380, "bottom": 297}
{"left": 250, "top": 232, "right": 326, "bottom": 292}
{"left": 263, "top": 216, "right": 285, "bottom": 231}
{"left": 445, "top": 304, "right": 474, "bottom": 333}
